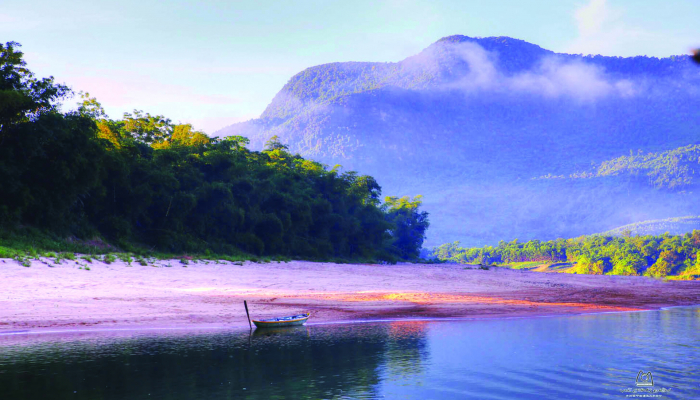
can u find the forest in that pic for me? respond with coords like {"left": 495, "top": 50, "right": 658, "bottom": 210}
{"left": 0, "top": 41, "right": 429, "bottom": 262}
{"left": 432, "top": 231, "right": 700, "bottom": 279}
{"left": 538, "top": 144, "right": 700, "bottom": 190}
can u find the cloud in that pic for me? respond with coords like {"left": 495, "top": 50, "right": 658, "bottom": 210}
{"left": 510, "top": 58, "right": 637, "bottom": 101}
{"left": 440, "top": 41, "right": 638, "bottom": 101}
{"left": 450, "top": 42, "right": 499, "bottom": 91}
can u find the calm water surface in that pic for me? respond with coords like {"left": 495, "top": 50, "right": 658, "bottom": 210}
{"left": 1, "top": 307, "right": 698, "bottom": 399}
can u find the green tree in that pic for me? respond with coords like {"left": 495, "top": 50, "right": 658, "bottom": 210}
{"left": 0, "top": 41, "right": 69, "bottom": 132}
{"left": 383, "top": 195, "right": 430, "bottom": 260}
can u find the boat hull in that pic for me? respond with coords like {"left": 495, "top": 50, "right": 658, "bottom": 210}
{"left": 252, "top": 313, "right": 310, "bottom": 328}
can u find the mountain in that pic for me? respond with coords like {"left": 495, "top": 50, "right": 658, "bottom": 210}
{"left": 599, "top": 216, "right": 700, "bottom": 237}
{"left": 215, "top": 35, "right": 700, "bottom": 247}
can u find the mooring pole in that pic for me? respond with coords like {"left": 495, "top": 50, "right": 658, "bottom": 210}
{"left": 244, "top": 300, "right": 252, "bottom": 330}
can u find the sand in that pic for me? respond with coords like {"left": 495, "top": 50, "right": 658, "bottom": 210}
{"left": 1, "top": 257, "right": 699, "bottom": 333}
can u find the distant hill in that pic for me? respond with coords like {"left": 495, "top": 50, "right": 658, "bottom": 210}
{"left": 599, "top": 216, "right": 700, "bottom": 237}
{"left": 216, "top": 35, "right": 700, "bottom": 246}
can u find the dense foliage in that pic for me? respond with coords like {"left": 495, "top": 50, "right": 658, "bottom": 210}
{"left": 0, "top": 42, "right": 428, "bottom": 261}
{"left": 539, "top": 145, "right": 700, "bottom": 190}
{"left": 432, "top": 231, "right": 700, "bottom": 278}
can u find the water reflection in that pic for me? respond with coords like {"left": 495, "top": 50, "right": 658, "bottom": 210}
{"left": 0, "top": 321, "right": 428, "bottom": 400}
{"left": 0, "top": 308, "right": 698, "bottom": 400}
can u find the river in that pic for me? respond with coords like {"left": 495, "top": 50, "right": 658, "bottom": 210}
{"left": 1, "top": 306, "right": 698, "bottom": 399}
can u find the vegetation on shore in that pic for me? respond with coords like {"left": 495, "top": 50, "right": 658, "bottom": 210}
{"left": 432, "top": 230, "right": 700, "bottom": 279}
{"left": 0, "top": 41, "right": 429, "bottom": 263}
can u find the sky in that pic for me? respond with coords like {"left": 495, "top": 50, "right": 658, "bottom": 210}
{"left": 2, "top": 0, "right": 699, "bottom": 134}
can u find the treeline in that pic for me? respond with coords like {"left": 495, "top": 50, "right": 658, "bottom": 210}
{"left": 537, "top": 144, "right": 700, "bottom": 191}
{"left": 0, "top": 41, "right": 429, "bottom": 261}
{"left": 432, "top": 231, "right": 700, "bottom": 278}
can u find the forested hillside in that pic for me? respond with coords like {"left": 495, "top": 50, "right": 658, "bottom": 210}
{"left": 538, "top": 144, "right": 700, "bottom": 190}
{"left": 432, "top": 231, "right": 700, "bottom": 279}
{"left": 0, "top": 41, "right": 428, "bottom": 262}
{"left": 217, "top": 35, "right": 700, "bottom": 246}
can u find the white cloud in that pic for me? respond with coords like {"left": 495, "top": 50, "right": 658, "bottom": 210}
{"left": 440, "top": 41, "right": 638, "bottom": 102}
{"left": 510, "top": 58, "right": 637, "bottom": 101}
{"left": 451, "top": 42, "right": 499, "bottom": 90}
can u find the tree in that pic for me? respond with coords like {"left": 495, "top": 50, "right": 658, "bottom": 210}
{"left": 0, "top": 41, "right": 70, "bottom": 132}
{"left": 644, "top": 250, "right": 680, "bottom": 277}
{"left": 223, "top": 135, "right": 250, "bottom": 150}
{"left": 153, "top": 124, "right": 210, "bottom": 149}
{"left": 121, "top": 110, "right": 173, "bottom": 144}
{"left": 383, "top": 195, "right": 430, "bottom": 260}
{"left": 76, "top": 92, "right": 108, "bottom": 120}
{"left": 264, "top": 135, "right": 289, "bottom": 151}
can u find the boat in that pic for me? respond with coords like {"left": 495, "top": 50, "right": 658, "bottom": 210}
{"left": 252, "top": 325, "right": 307, "bottom": 337}
{"left": 252, "top": 313, "right": 310, "bottom": 328}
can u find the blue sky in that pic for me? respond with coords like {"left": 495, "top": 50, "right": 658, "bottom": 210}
{"left": 2, "top": 0, "right": 699, "bottom": 133}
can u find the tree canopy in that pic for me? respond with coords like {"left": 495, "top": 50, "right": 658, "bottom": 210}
{"left": 432, "top": 230, "right": 700, "bottom": 278}
{"left": 0, "top": 41, "right": 428, "bottom": 262}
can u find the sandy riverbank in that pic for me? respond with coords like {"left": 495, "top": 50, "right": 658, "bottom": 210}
{"left": 1, "top": 257, "right": 699, "bottom": 333}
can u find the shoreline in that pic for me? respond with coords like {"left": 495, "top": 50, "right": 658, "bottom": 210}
{"left": 2, "top": 304, "right": 699, "bottom": 345}
{"left": 2, "top": 257, "right": 699, "bottom": 339}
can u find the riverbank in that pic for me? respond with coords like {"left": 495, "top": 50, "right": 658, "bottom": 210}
{"left": 2, "top": 257, "right": 699, "bottom": 333}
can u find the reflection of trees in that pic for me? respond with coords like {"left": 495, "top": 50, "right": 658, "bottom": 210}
{"left": 384, "top": 321, "right": 430, "bottom": 377}
{"left": 0, "top": 322, "right": 428, "bottom": 400}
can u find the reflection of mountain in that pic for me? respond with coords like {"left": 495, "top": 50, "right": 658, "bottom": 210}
{"left": 216, "top": 35, "right": 700, "bottom": 246}
{"left": 0, "top": 323, "right": 428, "bottom": 399}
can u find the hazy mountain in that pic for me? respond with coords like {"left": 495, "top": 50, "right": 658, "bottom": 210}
{"left": 599, "top": 216, "right": 700, "bottom": 237}
{"left": 215, "top": 35, "right": 700, "bottom": 247}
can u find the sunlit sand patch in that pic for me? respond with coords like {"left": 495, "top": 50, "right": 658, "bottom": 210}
{"left": 181, "top": 288, "right": 641, "bottom": 312}
{"left": 299, "top": 291, "right": 641, "bottom": 312}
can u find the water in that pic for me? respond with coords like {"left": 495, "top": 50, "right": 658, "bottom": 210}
{"left": 1, "top": 307, "right": 698, "bottom": 399}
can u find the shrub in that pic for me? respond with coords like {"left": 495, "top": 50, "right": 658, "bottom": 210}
{"left": 14, "top": 255, "right": 31, "bottom": 267}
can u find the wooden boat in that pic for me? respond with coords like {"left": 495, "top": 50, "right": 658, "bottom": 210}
{"left": 252, "top": 313, "right": 310, "bottom": 328}
{"left": 252, "top": 325, "right": 307, "bottom": 337}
